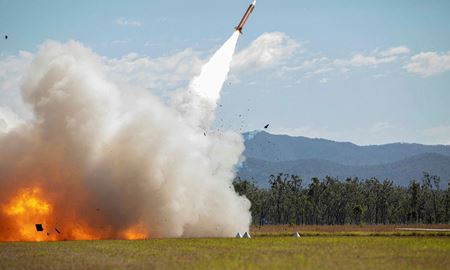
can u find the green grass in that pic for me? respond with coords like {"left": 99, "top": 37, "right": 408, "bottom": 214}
{"left": 253, "top": 231, "right": 450, "bottom": 237}
{"left": 1, "top": 236, "right": 449, "bottom": 270}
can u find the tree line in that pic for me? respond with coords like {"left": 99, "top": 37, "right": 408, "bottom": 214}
{"left": 233, "top": 172, "right": 450, "bottom": 225}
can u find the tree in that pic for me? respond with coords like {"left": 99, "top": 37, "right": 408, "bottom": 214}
{"left": 352, "top": 205, "right": 363, "bottom": 225}
{"left": 234, "top": 173, "right": 447, "bottom": 226}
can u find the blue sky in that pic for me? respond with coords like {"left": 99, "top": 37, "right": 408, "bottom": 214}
{"left": 1, "top": 0, "right": 450, "bottom": 145}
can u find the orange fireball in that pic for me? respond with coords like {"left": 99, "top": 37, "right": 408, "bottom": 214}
{"left": 1, "top": 187, "right": 55, "bottom": 241}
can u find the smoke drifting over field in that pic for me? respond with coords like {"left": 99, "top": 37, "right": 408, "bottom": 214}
{"left": 0, "top": 32, "right": 251, "bottom": 241}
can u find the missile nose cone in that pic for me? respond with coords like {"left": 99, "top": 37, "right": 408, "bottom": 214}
{"left": 252, "top": 0, "right": 256, "bottom": 5}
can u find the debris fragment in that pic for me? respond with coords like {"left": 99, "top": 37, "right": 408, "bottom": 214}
{"left": 264, "top": 124, "right": 269, "bottom": 129}
{"left": 4, "top": 35, "right": 7, "bottom": 40}
{"left": 55, "top": 228, "right": 61, "bottom": 234}
{"left": 35, "top": 224, "right": 43, "bottom": 232}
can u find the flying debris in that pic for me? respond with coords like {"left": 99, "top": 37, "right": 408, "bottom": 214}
{"left": 4, "top": 35, "right": 7, "bottom": 40}
{"left": 55, "top": 228, "right": 61, "bottom": 234}
{"left": 235, "top": 0, "right": 256, "bottom": 34}
{"left": 264, "top": 124, "right": 269, "bottom": 129}
{"left": 35, "top": 224, "right": 43, "bottom": 232}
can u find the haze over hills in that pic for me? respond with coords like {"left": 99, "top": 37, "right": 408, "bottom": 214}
{"left": 238, "top": 131, "right": 450, "bottom": 188}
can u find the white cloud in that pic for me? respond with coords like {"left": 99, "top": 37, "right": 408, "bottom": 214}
{"left": 319, "top": 78, "right": 329, "bottom": 84}
{"left": 379, "top": 46, "right": 411, "bottom": 57}
{"left": 0, "top": 106, "right": 24, "bottom": 133}
{"left": 278, "top": 57, "right": 329, "bottom": 76}
{"left": 345, "top": 46, "right": 410, "bottom": 67}
{"left": 0, "top": 51, "right": 33, "bottom": 92}
{"left": 404, "top": 51, "right": 450, "bottom": 77}
{"left": 334, "top": 54, "right": 397, "bottom": 67}
{"left": 105, "top": 32, "right": 299, "bottom": 93}
{"left": 0, "top": 51, "right": 33, "bottom": 120}
{"left": 280, "top": 45, "right": 408, "bottom": 82}
{"left": 105, "top": 49, "right": 203, "bottom": 94}
{"left": 116, "top": 18, "right": 141, "bottom": 27}
{"left": 304, "top": 67, "right": 334, "bottom": 79}
{"left": 231, "top": 32, "right": 299, "bottom": 72}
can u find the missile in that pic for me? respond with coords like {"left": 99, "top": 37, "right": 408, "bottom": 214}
{"left": 235, "top": 0, "right": 256, "bottom": 34}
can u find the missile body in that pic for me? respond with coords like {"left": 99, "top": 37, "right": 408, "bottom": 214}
{"left": 235, "top": 0, "right": 256, "bottom": 34}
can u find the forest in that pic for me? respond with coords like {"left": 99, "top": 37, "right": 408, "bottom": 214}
{"left": 233, "top": 172, "right": 450, "bottom": 225}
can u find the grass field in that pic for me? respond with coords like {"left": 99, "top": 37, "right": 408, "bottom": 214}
{"left": 251, "top": 224, "right": 450, "bottom": 237}
{"left": 1, "top": 226, "right": 449, "bottom": 270}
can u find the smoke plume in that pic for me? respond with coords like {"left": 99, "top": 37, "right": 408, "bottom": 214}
{"left": 0, "top": 32, "right": 251, "bottom": 241}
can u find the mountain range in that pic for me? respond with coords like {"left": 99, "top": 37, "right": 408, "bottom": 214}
{"left": 237, "top": 131, "right": 450, "bottom": 188}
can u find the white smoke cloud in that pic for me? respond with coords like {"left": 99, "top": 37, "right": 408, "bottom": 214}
{"left": 0, "top": 37, "right": 251, "bottom": 239}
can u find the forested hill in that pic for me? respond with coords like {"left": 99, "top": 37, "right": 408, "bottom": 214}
{"left": 243, "top": 131, "right": 450, "bottom": 165}
{"left": 238, "top": 131, "right": 450, "bottom": 187}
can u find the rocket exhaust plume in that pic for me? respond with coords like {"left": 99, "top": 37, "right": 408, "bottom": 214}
{"left": 0, "top": 31, "right": 250, "bottom": 241}
{"left": 173, "top": 31, "right": 240, "bottom": 129}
